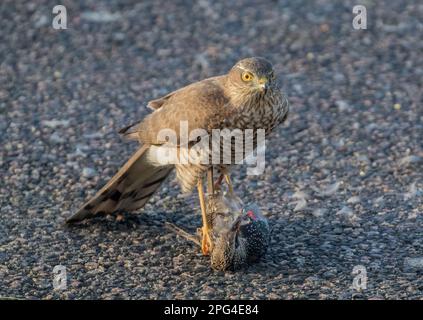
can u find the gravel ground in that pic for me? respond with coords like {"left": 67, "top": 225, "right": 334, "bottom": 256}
{"left": 1, "top": 0, "right": 422, "bottom": 299}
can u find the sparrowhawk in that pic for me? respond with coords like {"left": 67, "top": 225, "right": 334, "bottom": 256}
{"left": 67, "top": 57, "right": 289, "bottom": 255}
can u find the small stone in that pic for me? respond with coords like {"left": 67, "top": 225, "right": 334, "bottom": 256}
{"left": 320, "top": 23, "right": 330, "bottom": 33}
{"left": 336, "top": 100, "right": 350, "bottom": 112}
{"left": 82, "top": 167, "right": 97, "bottom": 178}
{"left": 347, "top": 196, "right": 361, "bottom": 204}
{"left": 31, "top": 169, "right": 40, "bottom": 181}
{"left": 333, "top": 227, "right": 343, "bottom": 234}
{"left": 84, "top": 262, "right": 98, "bottom": 270}
{"left": 112, "top": 33, "right": 126, "bottom": 42}
{"left": 54, "top": 71, "right": 62, "bottom": 79}
{"left": 81, "top": 11, "right": 121, "bottom": 23}
{"left": 49, "top": 133, "right": 65, "bottom": 144}
{"left": 404, "top": 257, "right": 423, "bottom": 270}
{"left": 42, "top": 120, "right": 70, "bottom": 128}
{"left": 34, "top": 15, "right": 48, "bottom": 28}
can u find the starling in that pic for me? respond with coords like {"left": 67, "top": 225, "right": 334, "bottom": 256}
{"left": 167, "top": 191, "right": 270, "bottom": 271}
{"left": 208, "top": 193, "right": 270, "bottom": 271}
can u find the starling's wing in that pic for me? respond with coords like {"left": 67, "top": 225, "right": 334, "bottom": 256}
{"left": 66, "top": 145, "right": 172, "bottom": 223}
{"left": 120, "top": 76, "right": 232, "bottom": 144}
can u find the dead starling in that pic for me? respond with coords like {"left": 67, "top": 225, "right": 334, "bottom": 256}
{"left": 167, "top": 191, "right": 270, "bottom": 271}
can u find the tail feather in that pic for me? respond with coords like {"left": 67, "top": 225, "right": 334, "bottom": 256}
{"left": 66, "top": 145, "right": 172, "bottom": 223}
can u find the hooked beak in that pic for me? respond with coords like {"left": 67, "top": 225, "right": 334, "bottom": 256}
{"left": 258, "top": 78, "right": 269, "bottom": 94}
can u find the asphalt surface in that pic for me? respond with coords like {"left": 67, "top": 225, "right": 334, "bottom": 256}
{"left": 1, "top": 0, "right": 422, "bottom": 299}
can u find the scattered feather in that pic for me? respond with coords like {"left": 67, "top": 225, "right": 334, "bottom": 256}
{"left": 347, "top": 196, "right": 361, "bottom": 204}
{"left": 312, "top": 208, "right": 326, "bottom": 217}
{"left": 313, "top": 181, "right": 342, "bottom": 197}
{"left": 293, "top": 198, "right": 307, "bottom": 212}
{"left": 373, "top": 196, "right": 385, "bottom": 207}
{"left": 404, "top": 182, "right": 422, "bottom": 200}
{"left": 408, "top": 209, "right": 418, "bottom": 219}
{"left": 335, "top": 100, "right": 350, "bottom": 112}
{"left": 194, "top": 53, "right": 210, "bottom": 72}
{"left": 336, "top": 206, "right": 354, "bottom": 217}
{"left": 292, "top": 190, "right": 309, "bottom": 200}
{"left": 399, "top": 155, "right": 422, "bottom": 167}
{"left": 42, "top": 119, "right": 70, "bottom": 128}
{"left": 290, "top": 190, "right": 308, "bottom": 212}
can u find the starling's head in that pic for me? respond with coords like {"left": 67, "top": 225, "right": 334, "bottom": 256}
{"left": 228, "top": 57, "right": 276, "bottom": 94}
{"left": 206, "top": 192, "right": 270, "bottom": 271}
{"left": 210, "top": 213, "right": 248, "bottom": 271}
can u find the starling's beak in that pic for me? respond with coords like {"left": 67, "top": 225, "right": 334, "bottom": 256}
{"left": 225, "top": 215, "right": 243, "bottom": 249}
{"left": 258, "top": 78, "right": 269, "bottom": 94}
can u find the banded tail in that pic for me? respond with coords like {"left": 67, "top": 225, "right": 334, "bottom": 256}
{"left": 66, "top": 145, "right": 172, "bottom": 223}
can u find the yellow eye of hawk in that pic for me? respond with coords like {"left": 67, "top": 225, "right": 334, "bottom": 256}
{"left": 241, "top": 71, "right": 254, "bottom": 82}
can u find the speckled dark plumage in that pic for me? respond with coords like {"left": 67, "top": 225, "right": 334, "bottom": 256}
{"left": 206, "top": 193, "right": 270, "bottom": 271}
{"left": 238, "top": 204, "right": 270, "bottom": 263}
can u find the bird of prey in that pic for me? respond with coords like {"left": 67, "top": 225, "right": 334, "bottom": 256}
{"left": 67, "top": 57, "right": 289, "bottom": 256}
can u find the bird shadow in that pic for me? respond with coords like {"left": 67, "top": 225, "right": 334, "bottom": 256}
{"left": 62, "top": 206, "right": 203, "bottom": 239}
{"left": 63, "top": 211, "right": 173, "bottom": 233}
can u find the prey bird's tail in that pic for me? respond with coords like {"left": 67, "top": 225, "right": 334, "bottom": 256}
{"left": 66, "top": 145, "right": 172, "bottom": 223}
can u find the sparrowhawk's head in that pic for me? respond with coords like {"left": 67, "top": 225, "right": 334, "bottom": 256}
{"left": 228, "top": 57, "right": 276, "bottom": 94}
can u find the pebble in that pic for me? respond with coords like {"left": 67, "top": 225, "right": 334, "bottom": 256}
{"left": 81, "top": 11, "right": 121, "bottom": 23}
{"left": 82, "top": 167, "right": 97, "bottom": 178}
{"left": 404, "top": 257, "right": 423, "bottom": 270}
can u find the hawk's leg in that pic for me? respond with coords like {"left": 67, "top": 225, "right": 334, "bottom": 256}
{"left": 223, "top": 168, "right": 234, "bottom": 194}
{"left": 214, "top": 167, "right": 234, "bottom": 194}
{"left": 207, "top": 166, "right": 214, "bottom": 195}
{"left": 197, "top": 178, "right": 212, "bottom": 255}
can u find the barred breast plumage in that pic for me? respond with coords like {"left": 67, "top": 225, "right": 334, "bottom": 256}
{"left": 176, "top": 84, "right": 289, "bottom": 193}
